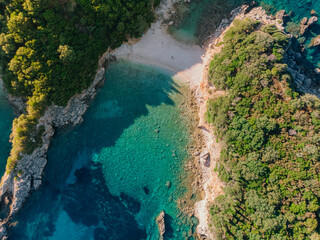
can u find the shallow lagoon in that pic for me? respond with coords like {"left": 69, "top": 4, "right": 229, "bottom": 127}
{"left": 10, "top": 61, "right": 197, "bottom": 240}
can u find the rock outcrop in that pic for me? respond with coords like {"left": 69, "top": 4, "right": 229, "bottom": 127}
{"left": 300, "top": 16, "right": 318, "bottom": 35}
{"left": 0, "top": 66, "right": 106, "bottom": 239}
{"left": 311, "top": 35, "right": 320, "bottom": 47}
{"left": 156, "top": 210, "right": 166, "bottom": 240}
{"left": 276, "top": 10, "right": 286, "bottom": 20}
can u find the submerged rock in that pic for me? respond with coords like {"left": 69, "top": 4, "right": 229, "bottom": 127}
{"left": 288, "top": 129, "right": 297, "bottom": 136}
{"left": 200, "top": 150, "right": 210, "bottom": 168}
{"left": 156, "top": 210, "right": 166, "bottom": 240}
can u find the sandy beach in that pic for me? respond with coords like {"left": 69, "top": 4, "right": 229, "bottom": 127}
{"left": 112, "top": 2, "right": 225, "bottom": 239}
{"left": 113, "top": 3, "right": 206, "bottom": 88}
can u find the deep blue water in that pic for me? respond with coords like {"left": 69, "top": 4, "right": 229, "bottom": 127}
{"left": 9, "top": 61, "right": 197, "bottom": 240}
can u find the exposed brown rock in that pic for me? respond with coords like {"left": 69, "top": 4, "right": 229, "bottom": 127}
{"left": 311, "top": 35, "right": 320, "bottom": 47}
{"left": 156, "top": 211, "right": 166, "bottom": 240}
{"left": 300, "top": 16, "right": 318, "bottom": 35}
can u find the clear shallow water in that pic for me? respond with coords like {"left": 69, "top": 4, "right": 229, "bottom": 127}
{"left": 4, "top": 1, "right": 320, "bottom": 239}
{"left": 0, "top": 82, "right": 14, "bottom": 176}
{"left": 168, "top": 0, "right": 248, "bottom": 44}
{"left": 171, "top": 0, "right": 320, "bottom": 68}
{"left": 10, "top": 61, "right": 197, "bottom": 240}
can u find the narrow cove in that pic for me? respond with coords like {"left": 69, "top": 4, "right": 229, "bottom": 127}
{"left": 10, "top": 61, "right": 198, "bottom": 240}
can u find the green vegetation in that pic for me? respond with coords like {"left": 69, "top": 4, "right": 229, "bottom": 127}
{"left": 0, "top": 0, "right": 158, "bottom": 172}
{"left": 207, "top": 18, "right": 320, "bottom": 239}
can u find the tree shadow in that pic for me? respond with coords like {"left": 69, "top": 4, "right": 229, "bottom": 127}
{"left": 9, "top": 61, "right": 183, "bottom": 239}
{"left": 10, "top": 163, "right": 148, "bottom": 240}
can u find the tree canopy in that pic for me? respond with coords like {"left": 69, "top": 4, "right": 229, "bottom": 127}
{"left": 0, "top": 0, "right": 158, "bottom": 171}
{"left": 207, "top": 19, "right": 320, "bottom": 239}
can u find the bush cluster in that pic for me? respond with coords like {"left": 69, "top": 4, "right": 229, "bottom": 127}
{"left": 208, "top": 19, "right": 320, "bottom": 239}
{"left": 0, "top": 0, "right": 158, "bottom": 171}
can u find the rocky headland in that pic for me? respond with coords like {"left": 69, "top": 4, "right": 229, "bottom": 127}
{"left": 192, "top": 4, "right": 320, "bottom": 240}
{"left": 0, "top": 62, "right": 109, "bottom": 239}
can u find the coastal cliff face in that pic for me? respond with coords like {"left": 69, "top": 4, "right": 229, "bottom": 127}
{"left": 0, "top": 67, "right": 106, "bottom": 239}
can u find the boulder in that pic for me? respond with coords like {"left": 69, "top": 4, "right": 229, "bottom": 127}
{"left": 276, "top": 10, "right": 286, "bottom": 19}
{"left": 288, "top": 129, "right": 297, "bottom": 136}
{"left": 200, "top": 150, "right": 211, "bottom": 167}
{"left": 308, "top": 16, "right": 318, "bottom": 25}
{"left": 300, "top": 16, "right": 318, "bottom": 35}
{"left": 311, "top": 35, "right": 320, "bottom": 47}
{"left": 156, "top": 211, "right": 166, "bottom": 240}
{"left": 300, "top": 17, "right": 308, "bottom": 25}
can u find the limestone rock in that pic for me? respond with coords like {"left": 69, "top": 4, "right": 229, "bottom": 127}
{"left": 6, "top": 95, "right": 26, "bottom": 114}
{"left": 300, "top": 17, "right": 308, "bottom": 25}
{"left": 300, "top": 16, "right": 318, "bottom": 35}
{"left": 308, "top": 16, "right": 318, "bottom": 26}
{"left": 311, "top": 35, "right": 320, "bottom": 47}
{"left": 156, "top": 211, "right": 166, "bottom": 240}
{"left": 200, "top": 150, "right": 210, "bottom": 167}
{"left": 0, "top": 222, "right": 8, "bottom": 240}
{"left": 276, "top": 10, "right": 286, "bottom": 19}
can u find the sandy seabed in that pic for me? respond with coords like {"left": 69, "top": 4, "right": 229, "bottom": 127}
{"left": 112, "top": 1, "right": 225, "bottom": 238}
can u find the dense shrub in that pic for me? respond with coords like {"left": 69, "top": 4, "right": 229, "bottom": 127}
{"left": 0, "top": 0, "right": 157, "bottom": 172}
{"left": 208, "top": 19, "right": 320, "bottom": 239}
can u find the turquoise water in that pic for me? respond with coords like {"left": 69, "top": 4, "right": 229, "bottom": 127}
{"left": 171, "top": 0, "right": 320, "bottom": 68}
{"left": 10, "top": 61, "right": 197, "bottom": 239}
{"left": 2, "top": 1, "right": 319, "bottom": 239}
{"left": 0, "top": 82, "right": 14, "bottom": 176}
{"left": 258, "top": 0, "right": 320, "bottom": 68}
{"left": 169, "top": 0, "right": 248, "bottom": 44}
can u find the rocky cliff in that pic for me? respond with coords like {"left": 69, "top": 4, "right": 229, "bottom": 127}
{"left": 0, "top": 66, "right": 106, "bottom": 239}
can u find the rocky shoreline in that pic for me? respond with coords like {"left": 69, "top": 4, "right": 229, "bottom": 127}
{"left": 0, "top": 1, "right": 318, "bottom": 239}
{"left": 0, "top": 57, "right": 111, "bottom": 239}
{"left": 191, "top": 4, "right": 320, "bottom": 240}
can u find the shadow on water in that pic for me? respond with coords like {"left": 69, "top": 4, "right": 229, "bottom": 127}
{"left": 62, "top": 165, "right": 147, "bottom": 240}
{"left": 163, "top": 214, "right": 174, "bottom": 240}
{"left": 9, "top": 61, "right": 185, "bottom": 240}
{"left": 0, "top": 82, "right": 14, "bottom": 176}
